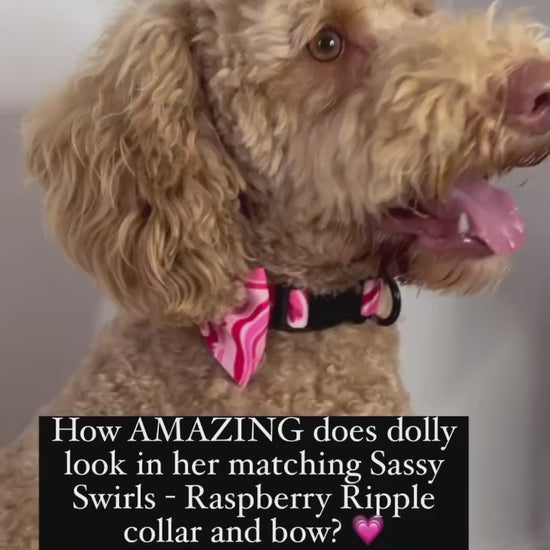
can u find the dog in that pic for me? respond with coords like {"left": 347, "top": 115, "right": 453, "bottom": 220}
{"left": 2, "top": 0, "right": 550, "bottom": 546}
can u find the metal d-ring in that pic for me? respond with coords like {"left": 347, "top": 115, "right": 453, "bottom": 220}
{"left": 373, "top": 276, "right": 402, "bottom": 327}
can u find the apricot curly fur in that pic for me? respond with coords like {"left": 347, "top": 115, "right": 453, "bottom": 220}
{"left": 2, "top": 0, "right": 550, "bottom": 547}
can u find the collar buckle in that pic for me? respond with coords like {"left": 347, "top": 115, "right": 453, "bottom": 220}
{"left": 269, "top": 277, "right": 401, "bottom": 333}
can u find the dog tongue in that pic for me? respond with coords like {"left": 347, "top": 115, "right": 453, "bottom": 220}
{"left": 451, "top": 176, "right": 525, "bottom": 256}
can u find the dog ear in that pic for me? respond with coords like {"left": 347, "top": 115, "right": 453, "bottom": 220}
{"left": 24, "top": 2, "right": 250, "bottom": 324}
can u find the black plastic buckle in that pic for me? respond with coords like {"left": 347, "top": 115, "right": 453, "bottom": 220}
{"left": 269, "top": 277, "right": 401, "bottom": 332}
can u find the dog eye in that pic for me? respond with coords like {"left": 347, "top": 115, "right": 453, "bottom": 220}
{"left": 413, "top": 7, "right": 430, "bottom": 17}
{"left": 411, "top": 0, "right": 434, "bottom": 17}
{"left": 307, "top": 28, "right": 344, "bottom": 62}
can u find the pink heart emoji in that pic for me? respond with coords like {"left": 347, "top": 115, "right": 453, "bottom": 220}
{"left": 353, "top": 515, "right": 384, "bottom": 546}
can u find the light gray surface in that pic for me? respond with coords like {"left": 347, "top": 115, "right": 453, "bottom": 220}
{"left": 0, "top": 1, "right": 548, "bottom": 549}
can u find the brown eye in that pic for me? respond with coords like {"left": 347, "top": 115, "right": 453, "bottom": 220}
{"left": 307, "top": 28, "right": 344, "bottom": 62}
{"left": 411, "top": 1, "right": 434, "bottom": 17}
{"left": 413, "top": 7, "right": 429, "bottom": 17}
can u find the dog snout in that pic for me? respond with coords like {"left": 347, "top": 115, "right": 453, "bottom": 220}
{"left": 505, "top": 59, "right": 550, "bottom": 134}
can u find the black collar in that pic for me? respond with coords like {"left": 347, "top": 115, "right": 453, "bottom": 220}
{"left": 269, "top": 277, "right": 402, "bottom": 333}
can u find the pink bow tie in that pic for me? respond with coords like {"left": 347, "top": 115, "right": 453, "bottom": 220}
{"left": 199, "top": 268, "right": 383, "bottom": 387}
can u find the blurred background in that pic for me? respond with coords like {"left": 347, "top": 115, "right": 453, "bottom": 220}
{"left": 0, "top": 0, "right": 548, "bottom": 549}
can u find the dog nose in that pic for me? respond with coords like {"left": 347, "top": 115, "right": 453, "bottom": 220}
{"left": 505, "top": 59, "right": 550, "bottom": 134}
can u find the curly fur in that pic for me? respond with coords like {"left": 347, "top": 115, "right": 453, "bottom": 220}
{"left": 25, "top": 0, "right": 251, "bottom": 324}
{"left": 3, "top": 0, "right": 550, "bottom": 547}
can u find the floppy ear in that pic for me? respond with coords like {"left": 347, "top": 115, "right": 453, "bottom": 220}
{"left": 24, "top": 1, "right": 250, "bottom": 324}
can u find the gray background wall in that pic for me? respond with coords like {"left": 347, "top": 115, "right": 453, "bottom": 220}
{"left": 0, "top": 1, "right": 548, "bottom": 549}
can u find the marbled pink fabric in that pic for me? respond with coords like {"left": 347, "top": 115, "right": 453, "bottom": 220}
{"left": 199, "top": 268, "right": 271, "bottom": 387}
{"left": 361, "top": 280, "right": 382, "bottom": 317}
{"left": 287, "top": 289, "right": 309, "bottom": 329}
{"left": 200, "top": 269, "right": 382, "bottom": 387}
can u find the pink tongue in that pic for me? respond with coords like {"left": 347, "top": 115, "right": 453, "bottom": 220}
{"left": 451, "top": 178, "right": 525, "bottom": 256}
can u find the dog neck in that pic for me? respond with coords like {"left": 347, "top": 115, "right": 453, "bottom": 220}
{"left": 240, "top": 192, "right": 393, "bottom": 293}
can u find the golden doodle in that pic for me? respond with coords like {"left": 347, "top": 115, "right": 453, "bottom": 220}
{"left": 3, "top": 0, "right": 550, "bottom": 546}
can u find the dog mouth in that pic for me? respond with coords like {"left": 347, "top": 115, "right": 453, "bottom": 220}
{"left": 378, "top": 171, "right": 526, "bottom": 258}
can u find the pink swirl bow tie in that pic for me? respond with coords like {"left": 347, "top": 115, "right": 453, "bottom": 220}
{"left": 199, "top": 268, "right": 384, "bottom": 387}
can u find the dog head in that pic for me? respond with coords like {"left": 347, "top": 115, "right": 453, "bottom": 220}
{"left": 25, "top": 0, "right": 550, "bottom": 324}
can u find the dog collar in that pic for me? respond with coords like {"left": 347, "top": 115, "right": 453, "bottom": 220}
{"left": 200, "top": 268, "right": 401, "bottom": 387}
